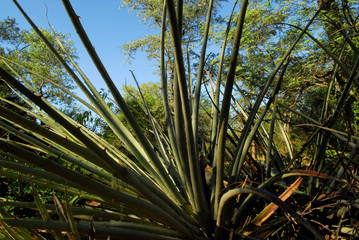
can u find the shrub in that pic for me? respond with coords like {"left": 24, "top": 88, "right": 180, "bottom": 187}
{"left": 0, "top": 0, "right": 358, "bottom": 239}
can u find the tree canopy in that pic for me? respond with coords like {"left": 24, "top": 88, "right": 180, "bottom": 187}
{"left": 121, "top": 0, "right": 359, "bottom": 156}
{"left": 0, "top": 0, "right": 358, "bottom": 239}
{"left": 0, "top": 17, "right": 78, "bottom": 110}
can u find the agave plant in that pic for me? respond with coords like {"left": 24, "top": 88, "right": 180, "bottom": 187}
{"left": 0, "top": 0, "right": 358, "bottom": 239}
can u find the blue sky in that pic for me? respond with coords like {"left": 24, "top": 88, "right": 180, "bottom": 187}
{"left": 1, "top": 0, "right": 159, "bottom": 97}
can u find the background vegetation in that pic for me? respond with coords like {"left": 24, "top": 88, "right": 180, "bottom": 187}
{"left": 0, "top": 0, "right": 358, "bottom": 239}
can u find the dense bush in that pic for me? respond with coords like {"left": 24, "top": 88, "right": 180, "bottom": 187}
{"left": 0, "top": 0, "right": 358, "bottom": 239}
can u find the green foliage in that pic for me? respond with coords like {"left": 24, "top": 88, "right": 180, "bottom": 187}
{"left": 209, "top": 0, "right": 359, "bottom": 159}
{"left": 0, "top": 0, "right": 358, "bottom": 239}
{"left": 121, "top": 82, "right": 166, "bottom": 132}
{"left": 121, "top": 0, "right": 223, "bottom": 81}
{"left": 0, "top": 17, "right": 77, "bottom": 109}
{"left": 353, "top": 98, "right": 359, "bottom": 130}
{"left": 0, "top": 17, "right": 21, "bottom": 46}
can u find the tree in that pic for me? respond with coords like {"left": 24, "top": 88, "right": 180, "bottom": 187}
{"left": 0, "top": 1, "right": 358, "bottom": 239}
{"left": 121, "top": 0, "right": 224, "bottom": 99}
{"left": 102, "top": 81, "right": 212, "bottom": 151}
{"left": 122, "top": 82, "right": 166, "bottom": 133}
{"left": 208, "top": 0, "right": 359, "bottom": 157}
{"left": 121, "top": 0, "right": 223, "bottom": 61}
{"left": 0, "top": 17, "right": 77, "bottom": 110}
{"left": 0, "top": 17, "right": 84, "bottom": 220}
{"left": 100, "top": 82, "right": 166, "bottom": 148}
